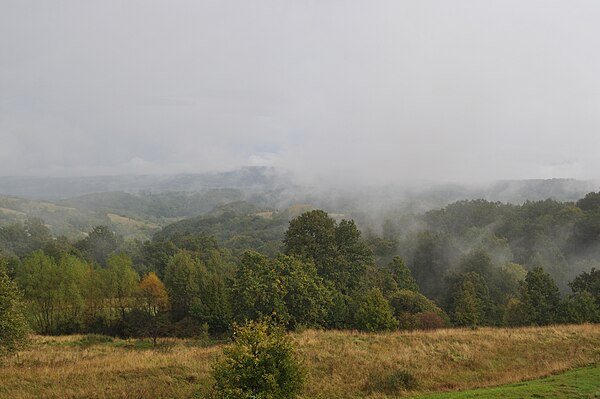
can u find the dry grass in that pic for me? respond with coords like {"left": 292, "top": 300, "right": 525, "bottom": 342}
{"left": 1, "top": 325, "right": 600, "bottom": 399}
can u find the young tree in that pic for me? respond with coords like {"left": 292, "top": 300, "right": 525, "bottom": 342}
{"left": 17, "top": 250, "right": 61, "bottom": 334}
{"left": 139, "top": 272, "right": 169, "bottom": 315}
{"left": 213, "top": 320, "right": 305, "bottom": 399}
{"left": 106, "top": 253, "right": 139, "bottom": 321}
{"left": 134, "top": 272, "right": 170, "bottom": 345}
{"left": 0, "top": 263, "right": 29, "bottom": 356}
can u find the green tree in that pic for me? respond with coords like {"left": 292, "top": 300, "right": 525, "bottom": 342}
{"left": 503, "top": 297, "right": 531, "bottom": 326}
{"left": 386, "top": 256, "right": 418, "bottom": 292}
{"left": 17, "top": 250, "right": 61, "bottom": 333}
{"left": 520, "top": 267, "right": 561, "bottom": 325}
{"left": 106, "top": 253, "right": 139, "bottom": 321}
{"left": 190, "top": 267, "right": 232, "bottom": 334}
{"left": 411, "top": 232, "right": 449, "bottom": 301}
{"left": 232, "top": 251, "right": 331, "bottom": 329}
{"left": 0, "top": 263, "right": 29, "bottom": 356}
{"left": 557, "top": 292, "right": 600, "bottom": 324}
{"left": 164, "top": 251, "right": 200, "bottom": 321}
{"left": 569, "top": 268, "right": 600, "bottom": 306}
{"left": 448, "top": 272, "right": 492, "bottom": 327}
{"left": 354, "top": 288, "right": 398, "bottom": 332}
{"left": 284, "top": 210, "right": 372, "bottom": 292}
{"left": 213, "top": 320, "right": 305, "bottom": 399}
{"left": 232, "top": 251, "right": 287, "bottom": 324}
{"left": 275, "top": 255, "right": 330, "bottom": 329}
{"left": 76, "top": 226, "right": 120, "bottom": 267}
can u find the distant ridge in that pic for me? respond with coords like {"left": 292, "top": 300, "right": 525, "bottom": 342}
{"left": 0, "top": 167, "right": 288, "bottom": 200}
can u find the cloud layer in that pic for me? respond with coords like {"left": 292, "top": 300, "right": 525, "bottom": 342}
{"left": 1, "top": 1, "right": 600, "bottom": 183}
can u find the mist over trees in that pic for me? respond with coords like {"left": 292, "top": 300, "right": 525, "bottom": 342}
{"left": 1, "top": 189, "right": 600, "bottom": 339}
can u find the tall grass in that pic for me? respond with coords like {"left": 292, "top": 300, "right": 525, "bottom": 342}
{"left": 1, "top": 324, "right": 599, "bottom": 399}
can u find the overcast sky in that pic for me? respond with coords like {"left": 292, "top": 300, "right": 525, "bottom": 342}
{"left": 1, "top": 1, "right": 599, "bottom": 184}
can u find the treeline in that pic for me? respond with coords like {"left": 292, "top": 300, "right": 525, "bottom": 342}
{"left": 1, "top": 194, "right": 600, "bottom": 338}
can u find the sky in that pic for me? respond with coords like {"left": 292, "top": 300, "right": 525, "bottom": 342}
{"left": 1, "top": 1, "right": 600, "bottom": 184}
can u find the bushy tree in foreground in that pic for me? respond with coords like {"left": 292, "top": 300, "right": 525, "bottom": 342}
{"left": 0, "top": 263, "right": 29, "bottom": 356}
{"left": 212, "top": 320, "right": 305, "bottom": 399}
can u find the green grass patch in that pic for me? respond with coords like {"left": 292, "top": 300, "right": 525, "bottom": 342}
{"left": 416, "top": 365, "right": 600, "bottom": 398}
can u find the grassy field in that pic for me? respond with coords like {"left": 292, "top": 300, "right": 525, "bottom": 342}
{"left": 416, "top": 365, "right": 600, "bottom": 398}
{"left": 0, "top": 324, "right": 599, "bottom": 399}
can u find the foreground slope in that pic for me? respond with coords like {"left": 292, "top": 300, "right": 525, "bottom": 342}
{"left": 1, "top": 324, "right": 599, "bottom": 399}
{"left": 417, "top": 366, "right": 600, "bottom": 398}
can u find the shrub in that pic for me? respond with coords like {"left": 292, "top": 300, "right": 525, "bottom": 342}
{"left": 0, "top": 265, "right": 29, "bottom": 357}
{"left": 364, "top": 368, "right": 418, "bottom": 394}
{"left": 212, "top": 320, "right": 305, "bottom": 399}
{"left": 417, "top": 311, "right": 445, "bottom": 330}
{"left": 78, "top": 334, "right": 114, "bottom": 347}
{"left": 354, "top": 288, "right": 398, "bottom": 332}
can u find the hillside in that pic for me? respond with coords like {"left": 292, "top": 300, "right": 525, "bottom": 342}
{"left": 1, "top": 325, "right": 599, "bottom": 399}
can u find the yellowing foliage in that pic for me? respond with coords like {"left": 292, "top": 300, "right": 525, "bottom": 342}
{"left": 139, "top": 272, "right": 169, "bottom": 315}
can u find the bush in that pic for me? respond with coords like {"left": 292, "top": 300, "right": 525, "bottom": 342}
{"left": 354, "top": 288, "right": 398, "bottom": 332}
{"left": 212, "top": 320, "right": 305, "bottom": 399}
{"left": 417, "top": 312, "right": 445, "bottom": 330}
{"left": 388, "top": 289, "right": 447, "bottom": 326}
{"left": 364, "top": 368, "right": 418, "bottom": 394}
{"left": 78, "top": 334, "right": 114, "bottom": 347}
{"left": 0, "top": 265, "right": 29, "bottom": 357}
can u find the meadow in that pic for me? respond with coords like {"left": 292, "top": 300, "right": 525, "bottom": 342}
{"left": 1, "top": 324, "right": 599, "bottom": 399}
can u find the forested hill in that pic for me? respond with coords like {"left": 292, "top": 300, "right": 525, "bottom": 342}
{"left": 3, "top": 191, "right": 600, "bottom": 338}
{"left": 0, "top": 172, "right": 598, "bottom": 241}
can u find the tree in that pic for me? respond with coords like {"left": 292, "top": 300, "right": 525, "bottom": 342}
{"left": 569, "top": 268, "right": 600, "bottom": 306}
{"left": 0, "top": 263, "right": 29, "bottom": 356}
{"left": 275, "top": 255, "right": 330, "bottom": 329}
{"left": 557, "top": 292, "right": 600, "bottom": 324}
{"left": 76, "top": 226, "right": 119, "bottom": 267}
{"left": 17, "top": 250, "right": 61, "bottom": 334}
{"left": 106, "top": 253, "right": 139, "bottom": 321}
{"left": 212, "top": 320, "right": 305, "bottom": 399}
{"left": 134, "top": 272, "right": 170, "bottom": 345}
{"left": 503, "top": 298, "right": 530, "bottom": 326}
{"left": 284, "top": 210, "right": 372, "bottom": 292}
{"left": 520, "top": 267, "right": 561, "bottom": 325}
{"left": 451, "top": 272, "right": 491, "bottom": 327}
{"left": 411, "top": 232, "right": 449, "bottom": 301}
{"left": 354, "top": 288, "right": 398, "bottom": 332}
{"left": 386, "top": 256, "right": 418, "bottom": 292}
{"left": 232, "top": 251, "right": 331, "bottom": 330}
{"left": 190, "top": 268, "right": 232, "bottom": 334}
{"left": 164, "top": 251, "right": 200, "bottom": 321}
{"left": 139, "top": 272, "right": 169, "bottom": 316}
{"left": 232, "top": 251, "right": 287, "bottom": 324}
